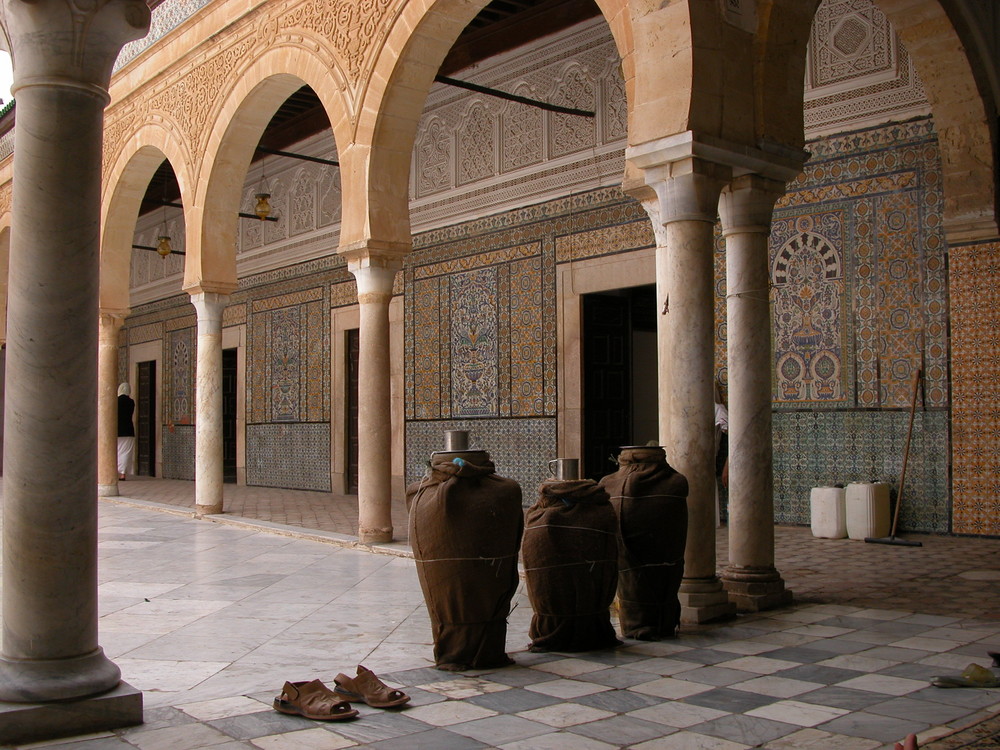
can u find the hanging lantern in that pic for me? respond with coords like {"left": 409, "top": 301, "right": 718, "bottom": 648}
{"left": 254, "top": 192, "right": 272, "bottom": 221}
{"left": 156, "top": 235, "right": 172, "bottom": 257}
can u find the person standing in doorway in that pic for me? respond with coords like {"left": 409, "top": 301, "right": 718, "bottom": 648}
{"left": 117, "top": 382, "right": 136, "bottom": 481}
{"left": 714, "top": 382, "right": 729, "bottom": 527}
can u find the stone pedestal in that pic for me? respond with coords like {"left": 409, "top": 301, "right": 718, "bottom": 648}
{"left": 98, "top": 311, "right": 126, "bottom": 497}
{"left": 347, "top": 248, "right": 404, "bottom": 543}
{"left": 0, "top": 0, "right": 149, "bottom": 737}
{"left": 718, "top": 175, "right": 792, "bottom": 612}
{"left": 191, "top": 291, "right": 229, "bottom": 516}
{"left": 0, "top": 683, "right": 142, "bottom": 745}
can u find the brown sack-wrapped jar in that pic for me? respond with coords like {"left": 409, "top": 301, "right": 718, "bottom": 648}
{"left": 406, "top": 452, "right": 523, "bottom": 671}
{"left": 599, "top": 446, "right": 688, "bottom": 640}
{"left": 523, "top": 479, "right": 620, "bottom": 652}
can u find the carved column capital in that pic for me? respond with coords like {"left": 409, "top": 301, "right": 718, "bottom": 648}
{"left": 343, "top": 243, "right": 406, "bottom": 301}
{"left": 98, "top": 308, "right": 128, "bottom": 331}
{"left": 719, "top": 174, "right": 786, "bottom": 236}
{"left": 641, "top": 157, "right": 731, "bottom": 225}
{"left": 189, "top": 291, "right": 228, "bottom": 335}
{"left": 0, "top": 0, "right": 150, "bottom": 100}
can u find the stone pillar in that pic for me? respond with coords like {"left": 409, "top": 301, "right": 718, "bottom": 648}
{"left": 0, "top": 0, "right": 148, "bottom": 738}
{"left": 639, "top": 197, "right": 671, "bottom": 446}
{"left": 98, "top": 311, "right": 127, "bottom": 497}
{"left": 191, "top": 291, "right": 229, "bottom": 516}
{"left": 346, "top": 248, "right": 403, "bottom": 543}
{"left": 650, "top": 159, "right": 737, "bottom": 624}
{"left": 718, "top": 175, "right": 793, "bottom": 612}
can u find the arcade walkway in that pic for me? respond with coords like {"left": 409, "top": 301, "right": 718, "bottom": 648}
{"left": 1, "top": 480, "right": 998, "bottom": 749}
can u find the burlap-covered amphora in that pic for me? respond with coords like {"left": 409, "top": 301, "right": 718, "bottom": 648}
{"left": 522, "top": 479, "right": 619, "bottom": 652}
{"left": 406, "top": 451, "right": 523, "bottom": 671}
{"left": 599, "top": 446, "right": 688, "bottom": 640}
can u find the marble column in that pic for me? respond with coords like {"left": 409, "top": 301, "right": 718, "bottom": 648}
{"left": 718, "top": 175, "right": 792, "bottom": 611}
{"left": 191, "top": 291, "right": 228, "bottom": 516}
{"left": 0, "top": 0, "right": 148, "bottom": 736}
{"left": 346, "top": 249, "right": 403, "bottom": 543}
{"left": 639, "top": 197, "right": 672, "bottom": 446}
{"left": 651, "top": 159, "right": 737, "bottom": 624}
{"left": 98, "top": 311, "right": 127, "bottom": 497}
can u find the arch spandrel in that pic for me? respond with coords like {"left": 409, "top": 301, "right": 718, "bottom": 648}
{"left": 101, "top": 126, "right": 194, "bottom": 312}
{"left": 876, "top": 0, "right": 997, "bottom": 238}
{"left": 755, "top": 0, "right": 997, "bottom": 239}
{"left": 190, "top": 46, "right": 353, "bottom": 293}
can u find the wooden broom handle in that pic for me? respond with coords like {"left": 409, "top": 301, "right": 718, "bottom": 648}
{"left": 890, "top": 368, "right": 922, "bottom": 538}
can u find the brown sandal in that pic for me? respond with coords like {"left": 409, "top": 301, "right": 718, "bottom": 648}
{"left": 273, "top": 679, "right": 359, "bottom": 720}
{"left": 334, "top": 665, "right": 410, "bottom": 708}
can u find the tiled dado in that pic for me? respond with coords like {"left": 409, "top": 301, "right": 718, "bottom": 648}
{"left": 406, "top": 418, "right": 557, "bottom": 502}
{"left": 161, "top": 425, "right": 195, "bottom": 481}
{"left": 949, "top": 241, "right": 1000, "bottom": 536}
{"left": 772, "top": 409, "right": 949, "bottom": 532}
{"left": 246, "top": 423, "right": 331, "bottom": 492}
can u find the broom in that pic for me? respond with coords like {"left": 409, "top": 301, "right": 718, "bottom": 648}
{"left": 866, "top": 368, "right": 923, "bottom": 547}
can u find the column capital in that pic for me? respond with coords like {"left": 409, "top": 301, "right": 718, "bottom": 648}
{"left": 642, "top": 157, "right": 731, "bottom": 224}
{"left": 719, "top": 174, "right": 786, "bottom": 236}
{"left": 183, "top": 280, "right": 238, "bottom": 297}
{"left": 343, "top": 242, "right": 407, "bottom": 301}
{"left": 99, "top": 309, "right": 128, "bottom": 329}
{"left": 0, "top": 0, "right": 150, "bottom": 101}
{"left": 189, "top": 291, "right": 229, "bottom": 334}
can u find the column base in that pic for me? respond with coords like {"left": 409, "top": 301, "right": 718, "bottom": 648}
{"left": 195, "top": 504, "right": 223, "bottom": 517}
{"left": 0, "top": 649, "right": 124, "bottom": 704}
{"left": 359, "top": 527, "right": 393, "bottom": 544}
{"left": 721, "top": 565, "right": 794, "bottom": 613}
{"left": 98, "top": 482, "right": 119, "bottom": 497}
{"left": 0, "top": 681, "right": 142, "bottom": 745}
{"left": 678, "top": 577, "right": 738, "bottom": 624}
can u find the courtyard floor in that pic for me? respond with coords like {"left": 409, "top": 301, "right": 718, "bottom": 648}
{"left": 1, "top": 479, "right": 998, "bottom": 749}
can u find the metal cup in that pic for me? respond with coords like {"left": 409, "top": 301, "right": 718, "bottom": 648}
{"left": 443, "top": 430, "right": 469, "bottom": 451}
{"left": 547, "top": 458, "right": 580, "bottom": 480}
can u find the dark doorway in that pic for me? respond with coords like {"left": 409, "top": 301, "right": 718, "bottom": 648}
{"left": 346, "top": 328, "right": 360, "bottom": 494}
{"left": 223, "top": 348, "right": 237, "bottom": 484}
{"left": 136, "top": 360, "right": 156, "bottom": 476}
{"left": 582, "top": 285, "right": 657, "bottom": 480}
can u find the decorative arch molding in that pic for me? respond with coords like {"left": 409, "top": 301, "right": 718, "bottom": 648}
{"left": 190, "top": 45, "right": 353, "bottom": 292}
{"left": 101, "top": 126, "right": 193, "bottom": 312}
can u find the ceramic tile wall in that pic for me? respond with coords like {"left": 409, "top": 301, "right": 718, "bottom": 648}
{"left": 245, "top": 423, "right": 331, "bottom": 491}
{"left": 161, "top": 424, "right": 195, "bottom": 480}
{"left": 948, "top": 241, "right": 1000, "bottom": 535}
{"left": 772, "top": 410, "right": 949, "bottom": 531}
{"left": 406, "top": 418, "right": 557, "bottom": 500}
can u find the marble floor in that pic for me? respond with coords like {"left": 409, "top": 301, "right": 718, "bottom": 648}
{"left": 2, "top": 498, "right": 999, "bottom": 749}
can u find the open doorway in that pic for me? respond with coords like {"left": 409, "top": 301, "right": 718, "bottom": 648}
{"left": 136, "top": 360, "right": 156, "bottom": 476}
{"left": 223, "top": 347, "right": 237, "bottom": 483}
{"left": 581, "top": 284, "right": 657, "bottom": 480}
{"left": 346, "top": 327, "right": 359, "bottom": 495}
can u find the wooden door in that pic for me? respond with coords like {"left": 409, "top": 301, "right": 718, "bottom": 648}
{"left": 346, "top": 328, "right": 360, "bottom": 494}
{"left": 136, "top": 360, "right": 155, "bottom": 476}
{"left": 222, "top": 348, "right": 237, "bottom": 483}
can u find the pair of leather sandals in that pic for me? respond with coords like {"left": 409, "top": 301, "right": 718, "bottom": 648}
{"left": 273, "top": 665, "right": 410, "bottom": 721}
